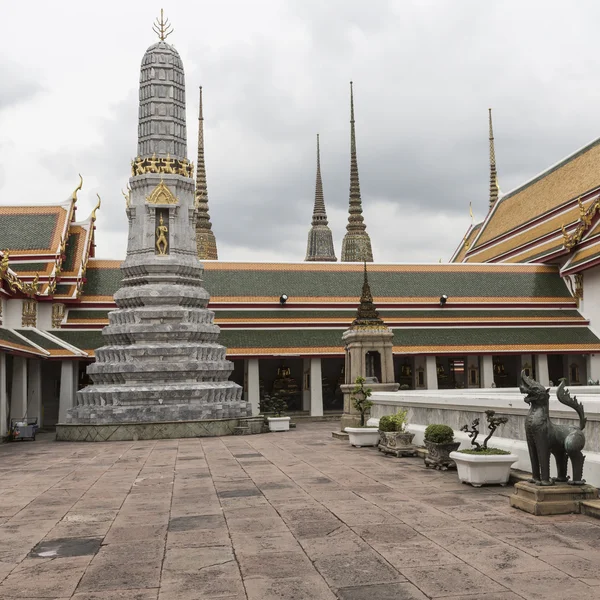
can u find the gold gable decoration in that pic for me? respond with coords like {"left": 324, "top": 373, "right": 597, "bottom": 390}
{"left": 146, "top": 180, "right": 178, "bottom": 205}
{"left": 562, "top": 196, "right": 600, "bottom": 251}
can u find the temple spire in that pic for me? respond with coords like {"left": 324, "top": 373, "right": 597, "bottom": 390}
{"left": 341, "top": 81, "right": 373, "bottom": 262}
{"left": 195, "top": 86, "right": 218, "bottom": 260}
{"left": 489, "top": 108, "right": 499, "bottom": 210}
{"left": 352, "top": 261, "right": 384, "bottom": 328}
{"left": 305, "top": 134, "right": 336, "bottom": 261}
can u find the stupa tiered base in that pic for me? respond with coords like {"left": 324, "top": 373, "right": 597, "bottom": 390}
{"left": 510, "top": 481, "right": 598, "bottom": 516}
{"left": 56, "top": 416, "right": 264, "bottom": 442}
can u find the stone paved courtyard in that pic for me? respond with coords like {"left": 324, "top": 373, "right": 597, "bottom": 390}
{"left": 1, "top": 423, "right": 600, "bottom": 599}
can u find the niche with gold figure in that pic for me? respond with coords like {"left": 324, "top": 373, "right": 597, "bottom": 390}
{"left": 155, "top": 209, "right": 169, "bottom": 255}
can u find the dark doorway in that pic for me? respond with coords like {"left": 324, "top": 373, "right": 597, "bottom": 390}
{"left": 548, "top": 354, "right": 566, "bottom": 386}
{"left": 365, "top": 351, "right": 382, "bottom": 382}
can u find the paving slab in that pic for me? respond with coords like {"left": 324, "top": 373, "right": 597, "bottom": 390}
{"left": 1, "top": 423, "right": 600, "bottom": 599}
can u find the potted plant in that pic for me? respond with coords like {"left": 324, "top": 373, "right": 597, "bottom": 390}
{"left": 261, "top": 393, "right": 290, "bottom": 432}
{"left": 424, "top": 424, "right": 460, "bottom": 470}
{"left": 345, "top": 376, "right": 379, "bottom": 447}
{"left": 378, "top": 410, "right": 416, "bottom": 457}
{"left": 451, "top": 410, "right": 518, "bottom": 487}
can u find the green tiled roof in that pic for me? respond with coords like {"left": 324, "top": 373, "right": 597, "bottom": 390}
{"left": 82, "top": 267, "right": 121, "bottom": 297}
{"left": 218, "top": 326, "right": 600, "bottom": 351}
{"left": 66, "top": 309, "right": 111, "bottom": 320}
{"left": 54, "top": 284, "right": 73, "bottom": 296}
{"left": 52, "top": 330, "right": 106, "bottom": 351}
{"left": 214, "top": 309, "right": 584, "bottom": 320}
{"left": 202, "top": 268, "right": 571, "bottom": 299}
{"left": 0, "top": 214, "right": 58, "bottom": 250}
{"left": 0, "top": 328, "right": 39, "bottom": 351}
{"left": 15, "top": 330, "right": 64, "bottom": 350}
{"left": 9, "top": 262, "right": 48, "bottom": 273}
{"left": 62, "top": 231, "right": 80, "bottom": 273}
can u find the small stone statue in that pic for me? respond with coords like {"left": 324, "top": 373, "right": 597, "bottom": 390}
{"left": 156, "top": 214, "right": 169, "bottom": 255}
{"left": 520, "top": 371, "right": 587, "bottom": 486}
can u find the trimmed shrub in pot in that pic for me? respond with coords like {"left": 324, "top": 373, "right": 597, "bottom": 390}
{"left": 424, "top": 424, "right": 460, "bottom": 470}
{"left": 378, "top": 410, "right": 416, "bottom": 457}
{"left": 451, "top": 410, "right": 518, "bottom": 486}
{"left": 261, "top": 394, "right": 290, "bottom": 432}
{"left": 345, "top": 376, "right": 379, "bottom": 447}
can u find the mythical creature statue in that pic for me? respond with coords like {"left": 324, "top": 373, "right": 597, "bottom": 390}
{"left": 519, "top": 370, "right": 587, "bottom": 486}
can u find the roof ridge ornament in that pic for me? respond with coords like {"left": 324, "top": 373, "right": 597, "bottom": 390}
{"left": 152, "top": 9, "right": 173, "bottom": 41}
{"left": 351, "top": 261, "right": 385, "bottom": 329}
{"left": 71, "top": 174, "right": 83, "bottom": 203}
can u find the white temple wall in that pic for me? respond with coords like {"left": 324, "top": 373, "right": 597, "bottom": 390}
{"left": 581, "top": 265, "right": 600, "bottom": 337}
{"left": 370, "top": 388, "right": 600, "bottom": 487}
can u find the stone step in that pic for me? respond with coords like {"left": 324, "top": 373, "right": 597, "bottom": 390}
{"left": 581, "top": 499, "right": 600, "bottom": 519}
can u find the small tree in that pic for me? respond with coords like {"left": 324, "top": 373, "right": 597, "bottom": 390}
{"left": 461, "top": 410, "right": 508, "bottom": 450}
{"left": 351, "top": 376, "right": 373, "bottom": 426}
{"left": 260, "top": 393, "right": 288, "bottom": 417}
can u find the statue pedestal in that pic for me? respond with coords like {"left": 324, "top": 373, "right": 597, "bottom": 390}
{"left": 510, "top": 481, "right": 598, "bottom": 516}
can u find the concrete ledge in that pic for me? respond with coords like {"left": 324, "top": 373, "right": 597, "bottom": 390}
{"left": 331, "top": 431, "right": 349, "bottom": 441}
{"left": 56, "top": 417, "right": 265, "bottom": 442}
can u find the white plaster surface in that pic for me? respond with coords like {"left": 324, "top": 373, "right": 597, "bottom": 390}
{"left": 371, "top": 387, "right": 600, "bottom": 487}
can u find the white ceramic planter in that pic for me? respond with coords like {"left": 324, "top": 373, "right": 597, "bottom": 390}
{"left": 345, "top": 427, "right": 380, "bottom": 447}
{"left": 267, "top": 417, "right": 290, "bottom": 432}
{"left": 450, "top": 451, "right": 518, "bottom": 487}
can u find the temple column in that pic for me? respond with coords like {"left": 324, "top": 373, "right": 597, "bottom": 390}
{"left": 310, "top": 358, "right": 323, "bottom": 417}
{"left": 425, "top": 355, "right": 438, "bottom": 390}
{"left": 10, "top": 356, "right": 27, "bottom": 421}
{"left": 27, "top": 359, "right": 43, "bottom": 426}
{"left": 58, "top": 360, "right": 78, "bottom": 423}
{"left": 246, "top": 358, "right": 260, "bottom": 416}
{"left": 534, "top": 354, "right": 550, "bottom": 387}
{"left": 302, "top": 358, "right": 311, "bottom": 411}
{"left": 0, "top": 353, "right": 8, "bottom": 438}
{"left": 587, "top": 354, "right": 600, "bottom": 383}
{"left": 482, "top": 355, "right": 495, "bottom": 388}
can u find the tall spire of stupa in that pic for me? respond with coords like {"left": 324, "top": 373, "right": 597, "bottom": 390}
{"left": 305, "top": 134, "right": 336, "bottom": 262}
{"left": 488, "top": 108, "right": 500, "bottom": 210}
{"left": 341, "top": 81, "right": 373, "bottom": 262}
{"left": 195, "top": 86, "right": 218, "bottom": 260}
{"left": 63, "top": 12, "right": 248, "bottom": 435}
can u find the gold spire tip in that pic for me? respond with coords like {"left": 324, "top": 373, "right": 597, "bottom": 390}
{"left": 152, "top": 9, "right": 173, "bottom": 41}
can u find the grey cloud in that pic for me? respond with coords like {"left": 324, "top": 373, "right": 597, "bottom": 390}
{"left": 0, "top": 60, "right": 42, "bottom": 110}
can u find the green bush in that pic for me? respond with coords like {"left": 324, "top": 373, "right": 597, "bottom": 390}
{"left": 399, "top": 384, "right": 410, "bottom": 390}
{"left": 379, "top": 410, "right": 408, "bottom": 432}
{"left": 424, "top": 424, "right": 454, "bottom": 444}
{"left": 458, "top": 448, "right": 511, "bottom": 455}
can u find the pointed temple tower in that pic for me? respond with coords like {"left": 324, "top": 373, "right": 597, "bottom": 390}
{"left": 488, "top": 108, "right": 500, "bottom": 210}
{"left": 59, "top": 13, "right": 251, "bottom": 439}
{"left": 339, "top": 264, "right": 398, "bottom": 430}
{"left": 341, "top": 82, "right": 373, "bottom": 262}
{"left": 195, "top": 86, "right": 218, "bottom": 260}
{"left": 305, "top": 134, "right": 337, "bottom": 262}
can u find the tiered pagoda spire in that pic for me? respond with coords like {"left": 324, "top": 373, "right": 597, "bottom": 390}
{"left": 195, "top": 86, "right": 218, "bottom": 260}
{"left": 341, "top": 81, "right": 373, "bottom": 262}
{"left": 489, "top": 108, "right": 500, "bottom": 210}
{"left": 305, "top": 134, "right": 337, "bottom": 262}
{"left": 351, "top": 262, "right": 384, "bottom": 328}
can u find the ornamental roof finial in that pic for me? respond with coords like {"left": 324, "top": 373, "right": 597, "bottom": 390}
{"left": 351, "top": 261, "right": 383, "bottom": 327}
{"left": 152, "top": 9, "right": 173, "bottom": 41}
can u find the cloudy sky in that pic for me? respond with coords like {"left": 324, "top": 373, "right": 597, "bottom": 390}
{"left": 2, "top": 0, "right": 600, "bottom": 262}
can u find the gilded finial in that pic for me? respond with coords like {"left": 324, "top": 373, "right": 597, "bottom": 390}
{"left": 152, "top": 9, "right": 173, "bottom": 41}
{"left": 71, "top": 174, "right": 83, "bottom": 202}
{"left": 91, "top": 194, "right": 101, "bottom": 221}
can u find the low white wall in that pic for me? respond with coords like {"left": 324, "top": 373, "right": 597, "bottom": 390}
{"left": 371, "top": 387, "right": 600, "bottom": 487}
